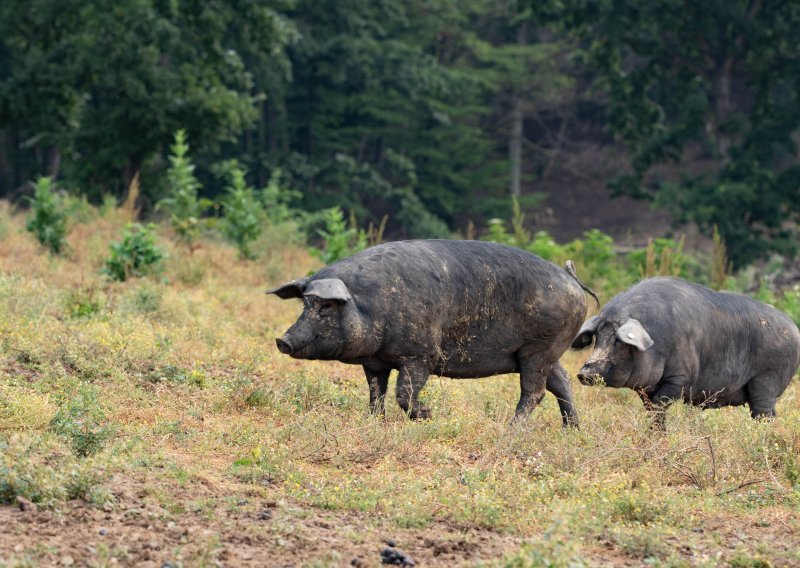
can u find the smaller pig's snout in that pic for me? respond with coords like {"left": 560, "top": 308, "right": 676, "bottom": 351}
{"left": 276, "top": 337, "right": 294, "bottom": 355}
{"left": 577, "top": 362, "right": 608, "bottom": 386}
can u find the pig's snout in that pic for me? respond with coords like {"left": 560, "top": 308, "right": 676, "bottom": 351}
{"left": 577, "top": 362, "right": 608, "bottom": 386}
{"left": 276, "top": 337, "right": 294, "bottom": 355}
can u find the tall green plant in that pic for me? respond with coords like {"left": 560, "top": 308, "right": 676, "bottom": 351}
{"left": 157, "top": 130, "right": 210, "bottom": 249}
{"left": 25, "top": 176, "right": 67, "bottom": 254}
{"left": 221, "top": 162, "right": 264, "bottom": 260}
{"left": 310, "top": 207, "right": 367, "bottom": 265}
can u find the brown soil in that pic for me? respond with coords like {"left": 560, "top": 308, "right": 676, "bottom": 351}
{"left": 3, "top": 473, "right": 799, "bottom": 567}
{"left": 0, "top": 473, "right": 524, "bottom": 567}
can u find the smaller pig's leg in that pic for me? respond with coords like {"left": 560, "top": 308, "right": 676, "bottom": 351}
{"left": 745, "top": 373, "right": 779, "bottom": 419}
{"left": 514, "top": 352, "right": 549, "bottom": 419}
{"left": 363, "top": 366, "right": 391, "bottom": 415}
{"left": 546, "top": 362, "right": 579, "bottom": 427}
{"left": 646, "top": 380, "right": 685, "bottom": 431}
{"left": 636, "top": 388, "right": 666, "bottom": 431}
{"left": 395, "top": 360, "right": 432, "bottom": 420}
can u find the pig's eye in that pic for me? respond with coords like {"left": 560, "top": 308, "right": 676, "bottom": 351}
{"left": 318, "top": 301, "right": 337, "bottom": 316}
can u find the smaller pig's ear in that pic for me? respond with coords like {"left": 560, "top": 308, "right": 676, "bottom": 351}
{"left": 616, "top": 319, "right": 654, "bottom": 351}
{"left": 571, "top": 316, "right": 600, "bottom": 349}
{"left": 303, "top": 278, "right": 352, "bottom": 303}
{"left": 266, "top": 277, "right": 309, "bottom": 299}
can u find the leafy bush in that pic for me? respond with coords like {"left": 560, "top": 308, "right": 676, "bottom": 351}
{"left": 63, "top": 286, "right": 104, "bottom": 319}
{"left": 25, "top": 176, "right": 67, "bottom": 254}
{"left": 49, "top": 386, "right": 115, "bottom": 457}
{"left": 260, "top": 168, "right": 301, "bottom": 224}
{"left": 310, "top": 207, "right": 368, "bottom": 265}
{"left": 220, "top": 161, "right": 264, "bottom": 260}
{"left": 103, "top": 223, "right": 164, "bottom": 282}
{"left": 157, "top": 130, "right": 211, "bottom": 248}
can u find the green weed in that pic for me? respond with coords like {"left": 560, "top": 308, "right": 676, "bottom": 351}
{"left": 25, "top": 176, "right": 67, "bottom": 255}
{"left": 103, "top": 223, "right": 164, "bottom": 281}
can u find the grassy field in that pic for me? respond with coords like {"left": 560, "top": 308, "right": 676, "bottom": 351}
{"left": 1, "top": 204, "right": 799, "bottom": 567}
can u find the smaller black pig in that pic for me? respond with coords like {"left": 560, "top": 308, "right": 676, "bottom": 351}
{"left": 269, "top": 240, "right": 598, "bottom": 425}
{"left": 572, "top": 277, "right": 800, "bottom": 427}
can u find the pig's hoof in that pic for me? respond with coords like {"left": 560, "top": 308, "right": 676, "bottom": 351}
{"left": 409, "top": 407, "right": 432, "bottom": 420}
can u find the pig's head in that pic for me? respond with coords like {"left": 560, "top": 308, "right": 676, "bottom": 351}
{"left": 571, "top": 315, "right": 654, "bottom": 388}
{"left": 268, "top": 277, "right": 375, "bottom": 360}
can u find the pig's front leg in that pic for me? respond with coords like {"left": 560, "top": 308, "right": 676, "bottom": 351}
{"left": 642, "top": 379, "right": 685, "bottom": 431}
{"left": 363, "top": 365, "right": 391, "bottom": 415}
{"left": 395, "top": 359, "right": 432, "bottom": 419}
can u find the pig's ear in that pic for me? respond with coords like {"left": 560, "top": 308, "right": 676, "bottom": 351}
{"left": 571, "top": 316, "right": 600, "bottom": 349}
{"left": 303, "top": 278, "right": 352, "bottom": 303}
{"left": 616, "top": 319, "right": 654, "bottom": 351}
{"left": 266, "top": 277, "right": 309, "bottom": 299}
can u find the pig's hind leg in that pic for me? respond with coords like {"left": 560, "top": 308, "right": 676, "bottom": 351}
{"left": 745, "top": 371, "right": 782, "bottom": 419}
{"left": 395, "top": 359, "right": 432, "bottom": 419}
{"left": 514, "top": 350, "right": 551, "bottom": 420}
{"left": 546, "top": 362, "right": 579, "bottom": 427}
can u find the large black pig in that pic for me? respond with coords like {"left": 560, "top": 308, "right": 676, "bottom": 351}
{"left": 269, "top": 240, "right": 597, "bottom": 425}
{"left": 572, "top": 277, "right": 800, "bottom": 427}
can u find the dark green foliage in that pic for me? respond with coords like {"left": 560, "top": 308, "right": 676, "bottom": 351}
{"left": 220, "top": 161, "right": 264, "bottom": 260}
{"left": 25, "top": 177, "right": 67, "bottom": 254}
{"left": 2, "top": 1, "right": 799, "bottom": 267}
{"left": 553, "top": 0, "right": 800, "bottom": 265}
{"left": 103, "top": 223, "right": 164, "bottom": 282}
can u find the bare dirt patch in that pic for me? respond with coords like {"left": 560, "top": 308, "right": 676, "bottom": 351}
{"left": 0, "top": 473, "right": 525, "bottom": 567}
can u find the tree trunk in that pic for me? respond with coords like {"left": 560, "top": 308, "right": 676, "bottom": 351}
{"left": 712, "top": 56, "right": 734, "bottom": 163}
{"left": 509, "top": 98, "right": 523, "bottom": 199}
{"left": 122, "top": 158, "right": 142, "bottom": 199}
{"left": 509, "top": 22, "right": 528, "bottom": 199}
{"left": 259, "top": 99, "right": 269, "bottom": 186}
{"left": 47, "top": 146, "right": 61, "bottom": 180}
{"left": 0, "top": 129, "right": 8, "bottom": 196}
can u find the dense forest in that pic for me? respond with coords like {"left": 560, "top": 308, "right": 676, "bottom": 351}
{"left": 1, "top": 0, "right": 798, "bottom": 266}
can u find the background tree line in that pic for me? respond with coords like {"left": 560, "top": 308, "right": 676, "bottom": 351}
{"left": 1, "top": 0, "right": 798, "bottom": 267}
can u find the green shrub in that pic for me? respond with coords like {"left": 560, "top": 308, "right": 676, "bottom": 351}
{"left": 0, "top": 433, "right": 112, "bottom": 507}
{"left": 25, "top": 176, "right": 67, "bottom": 254}
{"left": 103, "top": 223, "right": 164, "bottom": 282}
{"left": 484, "top": 218, "right": 518, "bottom": 247}
{"left": 50, "top": 386, "right": 115, "bottom": 457}
{"left": 310, "top": 207, "right": 368, "bottom": 265}
{"left": 260, "top": 168, "right": 301, "bottom": 224}
{"left": 220, "top": 161, "right": 264, "bottom": 260}
{"left": 157, "top": 130, "right": 211, "bottom": 248}
{"left": 63, "top": 287, "right": 104, "bottom": 319}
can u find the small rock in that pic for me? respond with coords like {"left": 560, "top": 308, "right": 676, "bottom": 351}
{"left": 16, "top": 495, "right": 38, "bottom": 513}
{"left": 61, "top": 556, "right": 75, "bottom": 567}
{"left": 99, "top": 528, "right": 108, "bottom": 536}
{"left": 161, "top": 562, "right": 177, "bottom": 568}
{"left": 380, "top": 546, "right": 415, "bottom": 566}
{"left": 256, "top": 509, "right": 273, "bottom": 521}
{"left": 385, "top": 539, "right": 396, "bottom": 547}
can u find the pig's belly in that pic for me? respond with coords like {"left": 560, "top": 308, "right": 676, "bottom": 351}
{"left": 685, "top": 387, "right": 747, "bottom": 408}
{"left": 432, "top": 348, "right": 519, "bottom": 379}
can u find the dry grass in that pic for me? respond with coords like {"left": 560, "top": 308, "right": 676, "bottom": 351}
{"left": 0, "top": 203, "right": 799, "bottom": 567}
